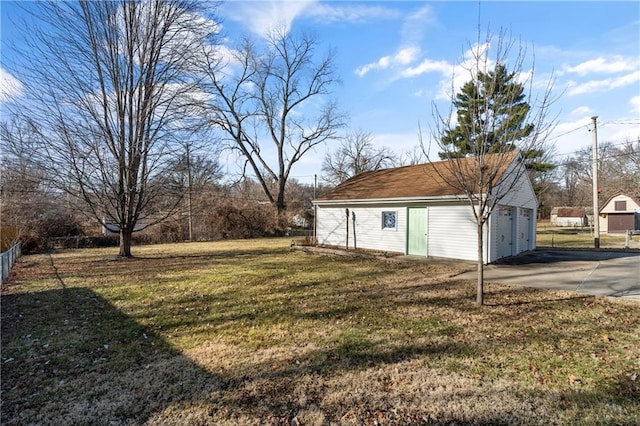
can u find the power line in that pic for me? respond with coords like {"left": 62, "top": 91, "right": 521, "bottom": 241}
{"left": 546, "top": 124, "right": 590, "bottom": 143}
{"left": 552, "top": 138, "right": 639, "bottom": 159}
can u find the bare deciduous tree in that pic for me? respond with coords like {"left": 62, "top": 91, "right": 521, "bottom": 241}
{"left": 321, "top": 130, "right": 398, "bottom": 186}
{"left": 200, "top": 28, "right": 345, "bottom": 216}
{"left": 425, "top": 29, "right": 556, "bottom": 305}
{"left": 1, "top": 119, "right": 84, "bottom": 251}
{"left": 561, "top": 139, "right": 640, "bottom": 205}
{"left": 6, "top": 0, "right": 218, "bottom": 256}
{"left": 400, "top": 145, "right": 428, "bottom": 166}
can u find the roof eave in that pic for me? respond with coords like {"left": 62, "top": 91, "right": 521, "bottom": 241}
{"left": 313, "top": 194, "right": 472, "bottom": 206}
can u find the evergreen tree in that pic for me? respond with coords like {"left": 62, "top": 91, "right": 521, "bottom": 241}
{"left": 440, "top": 64, "right": 535, "bottom": 156}
{"left": 440, "top": 63, "right": 554, "bottom": 186}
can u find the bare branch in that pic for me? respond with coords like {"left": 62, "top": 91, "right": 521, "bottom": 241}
{"left": 5, "top": 0, "right": 219, "bottom": 256}
{"left": 200, "top": 29, "right": 344, "bottom": 215}
{"left": 321, "top": 130, "right": 398, "bottom": 186}
{"left": 425, "top": 27, "right": 557, "bottom": 305}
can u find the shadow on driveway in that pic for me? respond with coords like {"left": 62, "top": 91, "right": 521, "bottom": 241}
{"left": 458, "top": 249, "right": 640, "bottom": 301}
{"left": 495, "top": 249, "right": 640, "bottom": 265}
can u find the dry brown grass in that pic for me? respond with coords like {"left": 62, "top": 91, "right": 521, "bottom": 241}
{"left": 536, "top": 221, "right": 640, "bottom": 249}
{"left": 2, "top": 239, "right": 639, "bottom": 425}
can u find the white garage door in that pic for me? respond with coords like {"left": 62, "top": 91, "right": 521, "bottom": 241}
{"left": 518, "top": 208, "right": 532, "bottom": 252}
{"left": 496, "top": 206, "right": 514, "bottom": 259}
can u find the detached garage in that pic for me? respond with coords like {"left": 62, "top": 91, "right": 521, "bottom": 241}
{"left": 599, "top": 194, "right": 640, "bottom": 233}
{"left": 314, "top": 153, "right": 537, "bottom": 264}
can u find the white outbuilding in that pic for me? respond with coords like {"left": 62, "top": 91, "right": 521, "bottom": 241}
{"left": 313, "top": 152, "right": 537, "bottom": 264}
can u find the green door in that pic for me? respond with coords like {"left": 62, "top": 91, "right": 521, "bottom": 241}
{"left": 407, "top": 207, "right": 427, "bottom": 256}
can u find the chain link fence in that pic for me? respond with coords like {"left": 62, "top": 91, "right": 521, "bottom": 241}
{"left": 1, "top": 242, "right": 22, "bottom": 284}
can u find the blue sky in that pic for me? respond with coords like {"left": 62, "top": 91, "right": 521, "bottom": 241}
{"left": 2, "top": 1, "right": 639, "bottom": 185}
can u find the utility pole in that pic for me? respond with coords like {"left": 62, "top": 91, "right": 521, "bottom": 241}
{"left": 591, "top": 116, "right": 600, "bottom": 248}
{"left": 186, "top": 143, "right": 193, "bottom": 242}
{"left": 313, "top": 174, "right": 317, "bottom": 242}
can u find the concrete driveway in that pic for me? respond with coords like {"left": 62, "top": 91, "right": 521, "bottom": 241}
{"left": 457, "top": 250, "right": 640, "bottom": 301}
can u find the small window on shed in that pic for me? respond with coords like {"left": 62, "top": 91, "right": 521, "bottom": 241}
{"left": 614, "top": 200, "right": 627, "bottom": 211}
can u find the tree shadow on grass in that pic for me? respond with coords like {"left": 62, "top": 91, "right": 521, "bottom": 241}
{"left": 4, "top": 251, "right": 638, "bottom": 424}
{"left": 1, "top": 287, "right": 224, "bottom": 425}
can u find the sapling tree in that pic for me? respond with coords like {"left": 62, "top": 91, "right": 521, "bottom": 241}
{"left": 426, "top": 29, "right": 556, "bottom": 305}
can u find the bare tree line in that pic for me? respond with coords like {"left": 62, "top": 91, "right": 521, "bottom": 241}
{"left": 1, "top": 1, "right": 341, "bottom": 256}
{"left": 539, "top": 139, "right": 640, "bottom": 215}
{"left": 2, "top": 0, "right": 636, "bottom": 276}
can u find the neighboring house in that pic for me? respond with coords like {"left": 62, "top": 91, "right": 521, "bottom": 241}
{"left": 599, "top": 193, "right": 640, "bottom": 233}
{"left": 550, "top": 207, "right": 588, "bottom": 227}
{"left": 314, "top": 153, "right": 537, "bottom": 264}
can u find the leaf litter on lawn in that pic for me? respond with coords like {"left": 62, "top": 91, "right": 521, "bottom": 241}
{"left": 2, "top": 239, "right": 639, "bottom": 425}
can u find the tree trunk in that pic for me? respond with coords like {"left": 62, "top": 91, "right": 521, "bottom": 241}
{"left": 119, "top": 227, "right": 133, "bottom": 257}
{"left": 476, "top": 221, "right": 484, "bottom": 305}
{"left": 275, "top": 186, "right": 287, "bottom": 234}
{"left": 276, "top": 180, "right": 287, "bottom": 215}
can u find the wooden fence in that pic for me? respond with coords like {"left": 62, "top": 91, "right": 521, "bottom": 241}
{"left": 1, "top": 242, "right": 22, "bottom": 284}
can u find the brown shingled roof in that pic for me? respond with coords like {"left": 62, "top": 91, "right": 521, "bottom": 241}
{"left": 556, "top": 207, "right": 586, "bottom": 218}
{"left": 316, "top": 152, "right": 519, "bottom": 201}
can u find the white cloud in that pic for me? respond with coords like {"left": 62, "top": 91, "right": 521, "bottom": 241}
{"left": 434, "top": 42, "right": 492, "bottom": 100}
{"left": 548, "top": 114, "right": 640, "bottom": 155}
{"left": 401, "top": 58, "right": 451, "bottom": 78}
{"left": 571, "top": 106, "right": 594, "bottom": 117}
{"left": 0, "top": 68, "right": 23, "bottom": 103}
{"left": 355, "top": 47, "right": 420, "bottom": 77}
{"left": 355, "top": 56, "right": 391, "bottom": 77}
{"left": 630, "top": 96, "right": 640, "bottom": 116}
{"left": 395, "top": 46, "right": 420, "bottom": 65}
{"left": 224, "top": 0, "right": 314, "bottom": 38}
{"left": 567, "top": 70, "right": 640, "bottom": 96}
{"left": 400, "top": 4, "right": 435, "bottom": 46}
{"left": 354, "top": 4, "right": 436, "bottom": 79}
{"left": 563, "top": 55, "right": 638, "bottom": 76}
{"left": 605, "top": 122, "right": 640, "bottom": 144}
{"left": 223, "top": 0, "right": 399, "bottom": 38}
{"left": 546, "top": 117, "right": 593, "bottom": 155}
{"left": 373, "top": 131, "right": 422, "bottom": 154}
{"left": 306, "top": 3, "right": 401, "bottom": 24}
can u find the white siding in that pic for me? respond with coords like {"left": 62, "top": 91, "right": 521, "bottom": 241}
{"left": 553, "top": 217, "right": 584, "bottom": 227}
{"left": 427, "top": 204, "right": 478, "bottom": 261}
{"left": 316, "top": 206, "right": 349, "bottom": 247}
{"left": 599, "top": 195, "right": 640, "bottom": 234}
{"left": 495, "top": 168, "right": 538, "bottom": 210}
{"left": 315, "top": 160, "right": 538, "bottom": 264}
{"left": 490, "top": 165, "right": 538, "bottom": 261}
{"left": 488, "top": 211, "right": 500, "bottom": 263}
{"left": 599, "top": 214, "right": 608, "bottom": 234}
{"left": 316, "top": 204, "right": 406, "bottom": 254}
{"left": 600, "top": 194, "right": 640, "bottom": 214}
{"left": 493, "top": 206, "right": 515, "bottom": 260}
{"left": 489, "top": 205, "right": 535, "bottom": 262}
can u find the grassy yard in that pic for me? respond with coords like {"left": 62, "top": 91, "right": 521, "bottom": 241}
{"left": 2, "top": 239, "right": 639, "bottom": 425}
{"left": 536, "top": 221, "right": 640, "bottom": 249}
